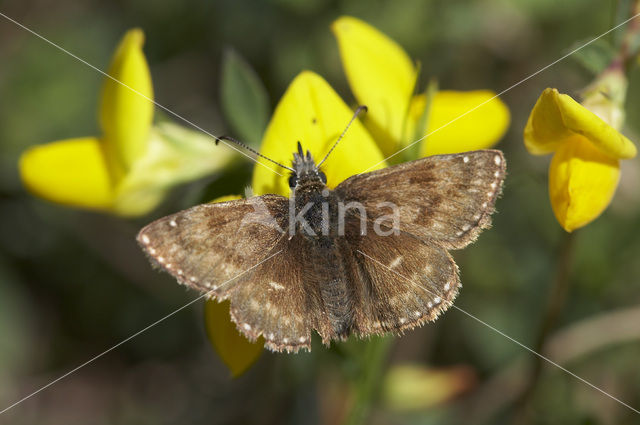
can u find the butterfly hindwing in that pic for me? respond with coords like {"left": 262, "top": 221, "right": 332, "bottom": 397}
{"left": 226, "top": 234, "right": 332, "bottom": 352}
{"left": 334, "top": 150, "right": 506, "bottom": 250}
{"left": 338, "top": 217, "right": 460, "bottom": 335}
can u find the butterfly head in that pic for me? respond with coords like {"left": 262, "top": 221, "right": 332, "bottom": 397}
{"left": 289, "top": 141, "right": 327, "bottom": 189}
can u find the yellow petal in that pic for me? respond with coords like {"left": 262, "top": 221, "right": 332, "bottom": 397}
{"left": 19, "top": 137, "right": 114, "bottom": 210}
{"left": 332, "top": 16, "right": 417, "bottom": 156}
{"left": 419, "top": 90, "right": 510, "bottom": 156}
{"left": 100, "top": 28, "right": 154, "bottom": 175}
{"left": 524, "top": 88, "right": 636, "bottom": 159}
{"left": 549, "top": 135, "right": 620, "bottom": 232}
{"left": 204, "top": 300, "right": 263, "bottom": 377}
{"left": 252, "top": 71, "right": 386, "bottom": 196}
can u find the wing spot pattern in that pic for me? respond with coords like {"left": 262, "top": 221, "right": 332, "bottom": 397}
{"left": 269, "top": 281, "right": 285, "bottom": 290}
{"left": 390, "top": 256, "right": 403, "bottom": 268}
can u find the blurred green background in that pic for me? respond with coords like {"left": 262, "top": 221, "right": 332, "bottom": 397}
{"left": 1, "top": 0, "right": 640, "bottom": 424}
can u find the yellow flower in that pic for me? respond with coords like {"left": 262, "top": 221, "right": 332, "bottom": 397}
{"left": 206, "top": 16, "right": 510, "bottom": 370}
{"left": 524, "top": 87, "right": 637, "bottom": 232}
{"left": 331, "top": 16, "right": 510, "bottom": 159}
{"left": 19, "top": 29, "right": 234, "bottom": 216}
{"left": 207, "top": 16, "right": 509, "bottom": 372}
{"left": 205, "top": 70, "right": 386, "bottom": 374}
{"left": 252, "top": 71, "right": 386, "bottom": 195}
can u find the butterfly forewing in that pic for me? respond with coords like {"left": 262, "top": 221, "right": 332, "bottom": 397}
{"left": 335, "top": 150, "right": 506, "bottom": 249}
{"left": 137, "top": 195, "right": 288, "bottom": 298}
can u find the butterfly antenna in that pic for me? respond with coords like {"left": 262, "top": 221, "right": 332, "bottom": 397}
{"left": 215, "top": 136, "right": 295, "bottom": 172}
{"left": 316, "top": 105, "right": 368, "bottom": 168}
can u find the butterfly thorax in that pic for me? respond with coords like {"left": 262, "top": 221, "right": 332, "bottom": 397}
{"left": 289, "top": 144, "right": 337, "bottom": 239}
{"left": 291, "top": 177, "right": 339, "bottom": 238}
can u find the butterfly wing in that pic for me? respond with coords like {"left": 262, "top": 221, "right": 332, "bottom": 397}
{"left": 226, "top": 233, "right": 335, "bottom": 352}
{"left": 137, "top": 195, "right": 288, "bottom": 294}
{"left": 336, "top": 218, "right": 460, "bottom": 335}
{"left": 334, "top": 150, "right": 506, "bottom": 249}
{"left": 137, "top": 195, "right": 326, "bottom": 352}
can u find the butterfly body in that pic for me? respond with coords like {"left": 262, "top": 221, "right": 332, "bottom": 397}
{"left": 138, "top": 146, "right": 506, "bottom": 352}
{"left": 287, "top": 144, "right": 361, "bottom": 339}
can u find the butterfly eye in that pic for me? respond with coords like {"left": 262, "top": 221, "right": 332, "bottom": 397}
{"left": 318, "top": 171, "right": 327, "bottom": 184}
{"left": 288, "top": 174, "right": 298, "bottom": 188}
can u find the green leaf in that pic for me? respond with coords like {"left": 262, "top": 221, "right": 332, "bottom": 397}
{"left": 220, "top": 48, "right": 270, "bottom": 147}
{"left": 571, "top": 39, "right": 616, "bottom": 76}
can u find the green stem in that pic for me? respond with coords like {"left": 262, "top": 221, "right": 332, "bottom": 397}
{"left": 343, "top": 336, "right": 393, "bottom": 425}
{"left": 513, "top": 231, "right": 576, "bottom": 424}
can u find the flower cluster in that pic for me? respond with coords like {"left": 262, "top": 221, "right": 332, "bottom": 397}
{"left": 210, "top": 16, "right": 510, "bottom": 374}
{"left": 18, "top": 17, "right": 513, "bottom": 376}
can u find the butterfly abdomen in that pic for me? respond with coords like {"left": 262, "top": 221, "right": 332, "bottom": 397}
{"left": 309, "top": 237, "right": 356, "bottom": 340}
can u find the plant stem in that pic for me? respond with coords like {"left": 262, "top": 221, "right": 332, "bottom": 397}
{"left": 343, "top": 336, "right": 393, "bottom": 425}
{"left": 612, "top": 0, "right": 640, "bottom": 72}
{"left": 513, "top": 230, "right": 576, "bottom": 424}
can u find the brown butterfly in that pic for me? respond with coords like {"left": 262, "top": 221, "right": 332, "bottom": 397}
{"left": 137, "top": 109, "right": 506, "bottom": 352}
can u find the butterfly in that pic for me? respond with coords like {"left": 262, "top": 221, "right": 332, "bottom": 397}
{"left": 137, "top": 110, "right": 506, "bottom": 353}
